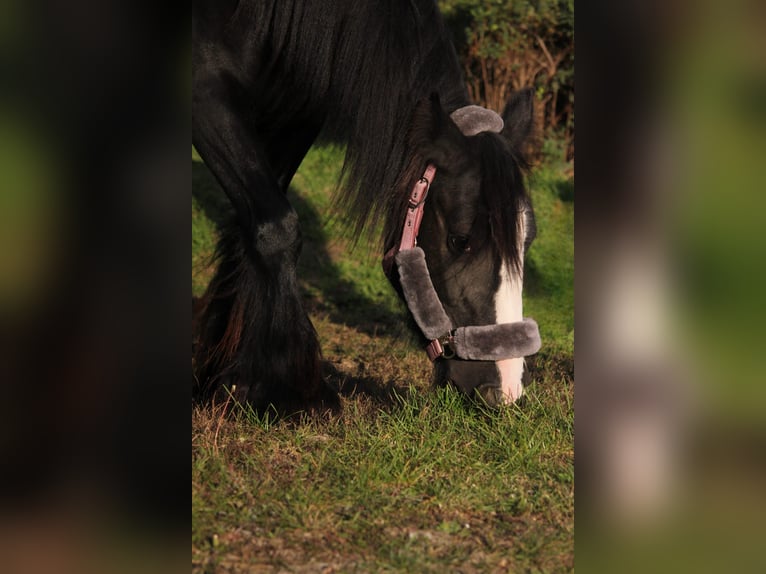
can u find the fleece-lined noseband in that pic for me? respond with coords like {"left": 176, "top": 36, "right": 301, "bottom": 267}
{"left": 382, "top": 105, "right": 541, "bottom": 363}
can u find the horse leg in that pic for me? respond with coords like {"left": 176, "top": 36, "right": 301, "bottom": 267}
{"left": 192, "top": 74, "right": 336, "bottom": 412}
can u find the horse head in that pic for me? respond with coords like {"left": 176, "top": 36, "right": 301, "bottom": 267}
{"left": 390, "top": 89, "right": 539, "bottom": 406}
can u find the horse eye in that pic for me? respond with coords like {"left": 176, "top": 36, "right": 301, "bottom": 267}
{"left": 448, "top": 234, "right": 471, "bottom": 253}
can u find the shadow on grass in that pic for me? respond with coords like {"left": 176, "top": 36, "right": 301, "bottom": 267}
{"left": 555, "top": 178, "right": 574, "bottom": 202}
{"left": 522, "top": 257, "right": 543, "bottom": 297}
{"left": 525, "top": 352, "right": 574, "bottom": 385}
{"left": 321, "top": 360, "right": 411, "bottom": 407}
{"left": 192, "top": 160, "right": 409, "bottom": 339}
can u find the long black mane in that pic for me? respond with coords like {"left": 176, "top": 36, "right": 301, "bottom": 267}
{"left": 222, "top": 0, "right": 470, "bottom": 243}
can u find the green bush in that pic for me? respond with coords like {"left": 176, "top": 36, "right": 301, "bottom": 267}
{"left": 440, "top": 0, "right": 574, "bottom": 160}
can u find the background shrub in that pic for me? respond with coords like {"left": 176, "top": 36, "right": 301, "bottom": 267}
{"left": 440, "top": 0, "right": 574, "bottom": 161}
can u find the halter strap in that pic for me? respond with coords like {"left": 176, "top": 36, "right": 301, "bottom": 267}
{"left": 398, "top": 163, "right": 436, "bottom": 252}
{"left": 382, "top": 163, "right": 436, "bottom": 277}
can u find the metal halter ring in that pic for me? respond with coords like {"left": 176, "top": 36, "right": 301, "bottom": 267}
{"left": 438, "top": 331, "right": 456, "bottom": 359}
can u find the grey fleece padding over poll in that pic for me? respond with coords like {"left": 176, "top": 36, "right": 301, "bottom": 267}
{"left": 450, "top": 105, "right": 504, "bottom": 136}
{"left": 395, "top": 247, "right": 541, "bottom": 361}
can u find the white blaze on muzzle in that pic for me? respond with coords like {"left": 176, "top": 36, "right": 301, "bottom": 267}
{"left": 495, "top": 262, "right": 526, "bottom": 402}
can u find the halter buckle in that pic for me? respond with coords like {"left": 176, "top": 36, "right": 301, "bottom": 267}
{"left": 426, "top": 331, "right": 456, "bottom": 362}
{"left": 408, "top": 177, "right": 430, "bottom": 209}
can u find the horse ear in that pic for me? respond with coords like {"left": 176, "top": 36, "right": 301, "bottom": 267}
{"left": 410, "top": 93, "right": 465, "bottom": 168}
{"left": 501, "top": 88, "right": 535, "bottom": 149}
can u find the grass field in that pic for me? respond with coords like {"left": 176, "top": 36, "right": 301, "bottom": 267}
{"left": 192, "top": 144, "right": 574, "bottom": 572}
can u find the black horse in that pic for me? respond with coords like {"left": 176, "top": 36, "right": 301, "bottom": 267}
{"left": 192, "top": 0, "right": 539, "bottom": 411}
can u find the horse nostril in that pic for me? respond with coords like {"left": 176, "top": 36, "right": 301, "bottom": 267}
{"left": 474, "top": 384, "right": 505, "bottom": 408}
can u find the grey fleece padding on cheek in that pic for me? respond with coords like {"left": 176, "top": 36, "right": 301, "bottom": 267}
{"left": 453, "top": 319, "right": 541, "bottom": 361}
{"left": 394, "top": 248, "right": 453, "bottom": 340}
{"left": 395, "top": 248, "right": 542, "bottom": 361}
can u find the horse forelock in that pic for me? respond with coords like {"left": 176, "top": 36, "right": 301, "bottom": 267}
{"left": 475, "top": 133, "right": 531, "bottom": 276}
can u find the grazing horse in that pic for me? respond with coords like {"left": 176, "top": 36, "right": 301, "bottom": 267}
{"left": 192, "top": 0, "right": 540, "bottom": 411}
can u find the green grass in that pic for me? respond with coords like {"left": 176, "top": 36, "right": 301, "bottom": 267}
{"left": 525, "top": 162, "right": 575, "bottom": 357}
{"left": 193, "top": 384, "right": 572, "bottom": 572}
{"left": 192, "top": 143, "right": 574, "bottom": 572}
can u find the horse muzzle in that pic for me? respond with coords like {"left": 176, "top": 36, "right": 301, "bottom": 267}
{"left": 439, "top": 358, "right": 527, "bottom": 407}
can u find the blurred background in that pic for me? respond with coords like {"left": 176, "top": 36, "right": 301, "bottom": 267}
{"left": 1, "top": 2, "right": 187, "bottom": 574}
{"left": 439, "top": 0, "right": 574, "bottom": 165}
{"left": 575, "top": 0, "right": 766, "bottom": 572}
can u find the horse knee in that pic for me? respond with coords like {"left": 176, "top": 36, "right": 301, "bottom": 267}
{"left": 254, "top": 208, "right": 303, "bottom": 266}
